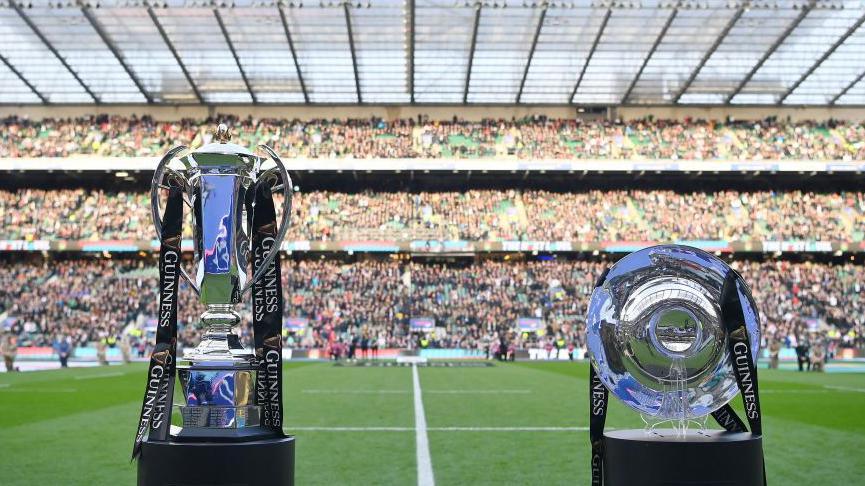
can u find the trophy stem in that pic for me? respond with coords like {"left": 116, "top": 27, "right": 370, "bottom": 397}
{"left": 185, "top": 304, "right": 251, "bottom": 362}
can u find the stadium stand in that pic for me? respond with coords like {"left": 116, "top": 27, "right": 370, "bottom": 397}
{"left": 1, "top": 257, "right": 861, "bottom": 358}
{"left": 1, "top": 188, "right": 863, "bottom": 242}
{"left": 3, "top": 115, "right": 865, "bottom": 160}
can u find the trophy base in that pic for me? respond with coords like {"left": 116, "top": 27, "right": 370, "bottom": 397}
{"left": 137, "top": 435, "right": 295, "bottom": 486}
{"left": 603, "top": 429, "right": 763, "bottom": 486}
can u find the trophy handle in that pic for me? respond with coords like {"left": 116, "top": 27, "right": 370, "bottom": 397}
{"left": 239, "top": 144, "right": 293, "bottom": 298}
{"left": 151, "top": 145, "right": 201, "bottom": 296}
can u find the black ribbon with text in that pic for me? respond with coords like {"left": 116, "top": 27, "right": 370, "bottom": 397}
{"left": 250, "top": 182, "right": 285, "bottom": 435}
{"left": 132, "top": 186, "right": 182, "bottom": 460}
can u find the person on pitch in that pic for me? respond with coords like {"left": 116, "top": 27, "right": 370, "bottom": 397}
{"left": 1, "top": 332, "right": 18, "bottom": 372}
{"left": 53, "top": 334, "right": 72, "bottom": 368}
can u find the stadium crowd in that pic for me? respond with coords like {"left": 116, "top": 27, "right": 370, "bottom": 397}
{"left": 2, "top": 188, "right": 863, "bottom": 242}
{"left": 1, "top": 258, "right": 861, "bottom": 360}
{"left": 3, "top": 115, "right": 865, "bottom": 160}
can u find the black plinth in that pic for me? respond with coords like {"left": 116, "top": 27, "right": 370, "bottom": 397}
{"left": 138, "top": 436, "right": 295, "bottom": 486}
{"left": 603, "top": 429, "right": 763, "bottom": 486}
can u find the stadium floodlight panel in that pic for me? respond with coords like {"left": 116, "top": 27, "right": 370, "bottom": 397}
{"left": 0, "top": 0, "right": 863, "bottom": 105}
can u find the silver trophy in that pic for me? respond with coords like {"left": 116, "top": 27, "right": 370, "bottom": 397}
{"left": 587, "top": 244, "right": 761, "bottom": 432}
{"left": 151, "top": 124, "right": 291, "bottom": 438}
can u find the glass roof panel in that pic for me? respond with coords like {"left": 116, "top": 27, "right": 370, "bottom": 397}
{"left": 0, "top": 8, "right": 92, "bottom": 103}
{"left": 153, "top": 8, "right": 252, "bottom": 104}
{"left": 466, "top": 6, "right": 540, "bottom": 103}
{"left": 3, "top": 3, "right": 864, "bottom": 106}
{"left": 350, "top": 0, "right": 410, "bottom": 103}
{"left": 520, "top": 7, "right": 606, "bottom": 104}
{"left": 733, "top": 8, "right": 863, "bottom": 104}
{"left": 283, "top": 6, "right": 358, "bottom": 103}
{"left": 836, "top": 74, "right": 865, "bottom": 104}
{"left": 785, "top": 9, "right": 865, "bottom": 105}
{"left": 90, "top": 7, "right": 197, "bottom": 104}
{"left": 572, "top": 7, "right": 673, "bottom": 105}
{"left": 627, "top": 7, "right": 737, "bottom": 104}
{"left": 18, "top": 7, "right": 146, "bottom": 103}
{"left": 684, "top": 7, "right": 802, "bottom": 103}
{"left": 414, "top": 1, "right": 475, "bottom": 103}
{"left": 219, "top": 8, "right": 305, "bottom": 104}
{"left": 0, "top": 58, "right": 40, "bottom": 103}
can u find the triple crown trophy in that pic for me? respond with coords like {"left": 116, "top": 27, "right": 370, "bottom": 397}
{"left": 133, "top": 125, "right": 296, "bottom": 486}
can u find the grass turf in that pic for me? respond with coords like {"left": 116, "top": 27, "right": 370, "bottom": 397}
{"left": 0, "top": 361, "right": 863, "bottom": 485}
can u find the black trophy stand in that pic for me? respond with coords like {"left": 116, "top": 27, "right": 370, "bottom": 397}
{"left": 603, "top": 429, "right": 763, "bottom": 486}
{"left": 137, "top": 434, "right": 295, "bottom": 486}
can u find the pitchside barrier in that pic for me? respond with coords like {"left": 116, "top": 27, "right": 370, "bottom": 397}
{"left": 0, "top": 238, "right": 859, "bottom": 254}
{"left": 12, "top": 345, "right": 863, "bottom": 362}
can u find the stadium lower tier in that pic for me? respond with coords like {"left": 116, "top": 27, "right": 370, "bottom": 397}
{"left": 1, "top": 256, "right": 861, "bottom": 356}
{"left": 2, "top": 188, "right": 863, "bottom": 242}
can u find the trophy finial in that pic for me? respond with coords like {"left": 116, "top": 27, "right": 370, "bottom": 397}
{"left": 215, "top": 123, "right": 231, "bottom": 143}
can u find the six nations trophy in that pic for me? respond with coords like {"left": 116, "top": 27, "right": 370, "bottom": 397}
{"left": 132, "top": 125, "right": 296, "bottom": 486}
{"left": 586, "top": 245, "right": 765, "bottom": 486}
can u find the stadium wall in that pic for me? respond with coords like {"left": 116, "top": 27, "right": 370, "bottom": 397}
{"left": 3, "top": 104, "right": 865, "bottom": 123}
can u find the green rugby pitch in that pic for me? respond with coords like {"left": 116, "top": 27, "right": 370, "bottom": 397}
{"left": 0, "top": 361, "right": 863, "bottom": 485}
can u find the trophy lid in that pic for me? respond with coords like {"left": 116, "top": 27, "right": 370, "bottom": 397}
{"left": 192, "top": 124, "right": 256, "bottom": 158}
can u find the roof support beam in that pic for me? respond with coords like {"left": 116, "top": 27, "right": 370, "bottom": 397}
{"left": 80, "top": 5, "right": 153, "bottom": 103}
{"left": 408, "top": 0, "right": 415, "bottom": 103}
{"left": 0, "top": 52, "right": 48, "bottom": 103}
{"left": 516, "top": 5, "right": 547, "bottom": 103}
{"left": 831, "top": 67, "right": 865, "bottom": 104}
{"left": 213, "top": 8, "right": 257, "bottom": 104}
{"left": 621, "top": 7, "right": 677, "bottom": 104}
{"left": 11, "top": 3, "right": 99, "bottom": 103}
{"left": 344, "top": 4, "right": 362, "bottom": 103}
{"left": 278, "top": 5, "right": 309, "bottom": 103}
{"left": 570, "top": 8, "right": 611, "bottom": 103}
{"left": 779, "top": 13, "right": 865, "bottom": 104}
{"left": 673, "top": 7, "right": 744, "bottom": 103}
{"left": 726, "top": 2, "right": 813, "bottom": 104}
{"left": 147, "top": 7, "right": 204, "bottom": 104}
{"left": 463, "top": 5, "right": 482, "bottom": 104}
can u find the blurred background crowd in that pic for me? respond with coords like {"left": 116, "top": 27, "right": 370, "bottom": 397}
{"left": 3, "top": 115, "right": 865, "bottom": 160}
{"left": 2, "top": 188, "right": 863, "bottom": 242}
{"left": 1, "top": 257, "right": 860, "bottom": 360}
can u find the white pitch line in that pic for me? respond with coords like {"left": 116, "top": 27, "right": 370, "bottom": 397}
{"left": 288, "top": 426, "right": 414, "bottom": 431}
{"left": 74, "top": 372, "right": 125, "bottom": 380}
{"left": 283, "top": 426, "right": 587, "bottom": 432}
{"left": 428, "top": 426, "right": 589, "bottom": 432}
{"left": 302, "top": 389, "right": 409, "bottom": 394}
{"left": 412, "top": 364, "right": 435, "bottom": 486}
{"left": 824, "top": 385, "right": 865, "bottom": 393}
{"left": 424, "top": 390, "right": 531, "bottom": 395}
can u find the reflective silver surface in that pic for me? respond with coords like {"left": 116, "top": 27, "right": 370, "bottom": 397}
{"left": 150, "top": 125, "right": 293, "bottom": 435}
{"left": 586, "top": 245, "right": 760, "bottom": 421}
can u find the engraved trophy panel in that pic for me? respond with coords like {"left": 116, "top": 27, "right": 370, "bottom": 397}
{"left": 151, "top": 124, "right": 292, "bottom": 439}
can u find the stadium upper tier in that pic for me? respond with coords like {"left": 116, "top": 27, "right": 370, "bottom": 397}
{"left": 3, "top": 1, "right": 865, "bottom": 105}
{"left": 2, "top": 258, "right": 861, "bottom": 351}
{"left": 4, "top": 116, "right": 865, "bottom": 161}
{"left": 2, "top": 188, "right": 863, "bottom": 246}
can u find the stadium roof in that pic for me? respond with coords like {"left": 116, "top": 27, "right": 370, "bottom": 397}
{"left": 1, "top": 0, "right": 865, "bottom": 106}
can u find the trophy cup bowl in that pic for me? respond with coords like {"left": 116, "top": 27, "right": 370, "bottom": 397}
{"left": 587, "top": 245, "right": 764, "bottom": 486}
